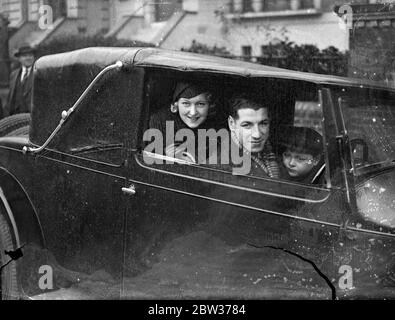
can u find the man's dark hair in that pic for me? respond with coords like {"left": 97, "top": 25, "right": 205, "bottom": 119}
{"left": 228, "top": 96, "right": 269, "bottom": 119}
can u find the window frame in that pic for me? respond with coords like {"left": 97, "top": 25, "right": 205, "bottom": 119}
{"left": 136, "top": 73, "right": 344, "bottom": 213}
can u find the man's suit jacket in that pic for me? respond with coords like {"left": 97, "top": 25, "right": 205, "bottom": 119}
{"left": 4, "top": 67, "right": 33, "bottom": 117}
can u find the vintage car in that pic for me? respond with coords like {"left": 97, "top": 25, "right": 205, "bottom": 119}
{"left": 0, "top": 47, "right": 394, "bottom": 300}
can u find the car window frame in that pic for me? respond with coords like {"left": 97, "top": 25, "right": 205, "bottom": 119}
{"left": 131, "top": 76, "right": 353, "bottom": 228}
{"left": 328, "top": 85, "right": 395, "bottom": 238}
{"left": 139, "top": 76, "right": 336, "bottom": 191}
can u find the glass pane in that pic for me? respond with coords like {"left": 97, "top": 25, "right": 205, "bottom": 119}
{"left": 337, "top": 87, "right": 395, "bottom": 173}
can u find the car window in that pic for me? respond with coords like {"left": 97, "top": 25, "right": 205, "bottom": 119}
{"left": 132, "top": 72, "right": 342, "bottom": 253}
{"left": 294, "top": 100, "right": 323, "bottom": 135}
{"left": 331, "top": 86, "right": 395, "bottom": 233}
{"left": 141, "top": 73, "right": 327, "bottom": 188}
{"left": 335, "top": 86, "right": 395, "bottom": 175}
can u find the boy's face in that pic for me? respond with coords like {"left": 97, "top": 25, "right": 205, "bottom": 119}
{"left": 282, "top": 150, "right": 319, "bottom": 178}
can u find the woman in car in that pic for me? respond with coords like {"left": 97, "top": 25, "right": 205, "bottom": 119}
{"left": 148, "top": 81, "right": 219, "bottom": 163}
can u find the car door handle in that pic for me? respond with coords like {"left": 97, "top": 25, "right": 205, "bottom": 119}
{"left": 122, "top": 185, "right": 136, "bottom": 196}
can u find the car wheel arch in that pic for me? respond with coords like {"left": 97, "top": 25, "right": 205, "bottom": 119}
{"left": 0, "top": 168, "right": 45, "bottom": 249}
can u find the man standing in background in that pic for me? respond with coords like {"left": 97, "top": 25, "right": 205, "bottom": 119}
{"left": 4, "top": 44, "right": 36, "bottom": 117}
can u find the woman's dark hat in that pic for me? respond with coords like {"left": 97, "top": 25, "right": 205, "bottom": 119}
{"left": 172, "top": 81, "right": 210, "bottom": 103}
{"left": 14, "top": 44, "right": 36, "bottom": 57}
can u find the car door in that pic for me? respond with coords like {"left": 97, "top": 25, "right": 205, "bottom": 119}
{"left": 328, "top": 85, "right": 395, "bottom": 298}
{"left": 22, "top": 69, "right": 141, "bottom": 298}
{"left": 121, "top": 74, "right": 346, "bottom": 299}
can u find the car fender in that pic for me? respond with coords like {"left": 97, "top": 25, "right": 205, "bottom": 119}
{"left": 0, "top": 167, "right": 45, "bottom": 249}
{"left": 0, "top": 185, "right": 21, "bottom": 248}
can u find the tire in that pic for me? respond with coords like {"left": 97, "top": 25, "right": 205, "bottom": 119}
{"left": 5, "top": 125, "right": 29, "bottom": 137}
{"left": 0, "top": 113, "right": 31, "bottom": 137}
{"left": 0, "top": 209, "right": 19, "bottom": 300}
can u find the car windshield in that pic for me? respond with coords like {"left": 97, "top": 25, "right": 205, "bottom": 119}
{"left": 336, "top": 86, "right": 395, "bottom": 174}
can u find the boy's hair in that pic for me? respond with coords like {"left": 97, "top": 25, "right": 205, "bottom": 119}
{"left": 228, "top": 96, "right": 269, "bottom": 119}
{"left": 280, "top": 126, "right": 323, "bottom": 158}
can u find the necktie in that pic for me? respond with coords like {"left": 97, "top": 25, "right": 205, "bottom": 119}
{"left": 21, "top": 68, "right": 29, "bottom": 82}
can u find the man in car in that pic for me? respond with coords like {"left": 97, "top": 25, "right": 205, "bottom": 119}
{"left": 210, "top": 96, "right": 279, "bottom": 178}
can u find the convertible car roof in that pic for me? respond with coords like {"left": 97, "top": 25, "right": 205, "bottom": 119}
{"left": 35, "top": 46, "right": 394, "bottom": 91}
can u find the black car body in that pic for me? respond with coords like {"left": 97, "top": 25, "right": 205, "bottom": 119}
{"left": 0, "top": 47, "right": 394, "bottom": 299}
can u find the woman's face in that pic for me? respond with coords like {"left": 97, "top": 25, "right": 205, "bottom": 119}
{"left": 177, "top": 93, "right": 210, "bottom": 129}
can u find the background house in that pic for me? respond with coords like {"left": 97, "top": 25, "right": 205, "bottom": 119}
{"left": 0, "top": 0, "right": 183, "bottom": 52}
{"left": 1, "top": 0, "right": 365, "bottom": 56}
{"left": 1, "top": 0, "right": 113, "bottom": 52}
{"left": 105, "top": 0, "right": 183, "bottom": 46}
{"left": 1, "top": 0, "right": 394, "bottom": 91}
{"left": 160, "top": 0, "right": 354, "bottom": 56}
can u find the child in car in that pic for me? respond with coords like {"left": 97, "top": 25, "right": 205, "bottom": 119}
{"left": 280, "top": 126, "right": 324, "bottom": 184}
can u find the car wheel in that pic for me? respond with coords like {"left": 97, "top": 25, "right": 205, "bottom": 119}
{"left": 5, "top": 125, "right": 29, "bottom": 137}
{"left": 0, "top": 209, "right": 19, "bottom": 300}
{"left": 0, "top": 113, "right": 31, "bottom": 137}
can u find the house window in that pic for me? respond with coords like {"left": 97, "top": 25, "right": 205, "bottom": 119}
{"left": 231, "top": 0, "right": 319, "bottom": 14}
{"left": 265, "top": 0, "right": 290, "bottom": 12}
{"left": 243, "top": 0, "right": 253, "bottom": 12}
{"left": 27, "top": 0, "right": 40, "bottom": 21}
{"left": 48, "top": 0, "right": 67, "bottom": 20}
{"left": 300, "top": 0, "right": 314, "bottom": 10}
{"left": 241, "top": 46, "right": 252, "bottom": 59}
{"left": 67, "top": 0, "right": 79, "bottom": 18}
